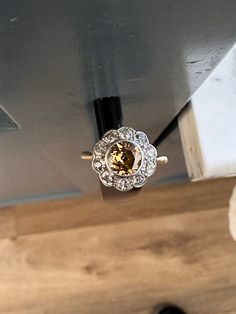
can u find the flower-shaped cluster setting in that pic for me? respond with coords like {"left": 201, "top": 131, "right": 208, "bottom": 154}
{"left": 92, "top": 126, "right": 158, "bottom": 192}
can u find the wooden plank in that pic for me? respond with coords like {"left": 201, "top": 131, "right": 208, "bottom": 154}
{"left": 0, "top": 178, "right": 235, "bottom": 314}
{"left": 7, "top": 177, "right": 236, "bottom": 238}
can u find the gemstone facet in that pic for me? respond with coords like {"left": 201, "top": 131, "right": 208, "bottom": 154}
{"left": 99, "top": 171, "right": 114, "bottom": 187}
{"left": 134, "top": 175, "right": 146, "bottom": 188}
{"left": 114, "top": 177, "right": 134, "bottom": 191}
{"left": 106, "top": 141, "right": 142, "bottom": 176}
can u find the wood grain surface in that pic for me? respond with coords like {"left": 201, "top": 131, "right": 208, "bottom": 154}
{"left": 0, "top": 178, "right": 236, "bottom": 314}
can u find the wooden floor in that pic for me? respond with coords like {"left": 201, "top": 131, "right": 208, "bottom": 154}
{"left": 0, "top": 178, "right": 236, "bottom": 314}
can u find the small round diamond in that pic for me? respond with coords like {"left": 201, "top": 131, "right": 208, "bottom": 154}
{"left": 134, "top": 175, "right": 146, "bottom": 188}
{"left": 134, "top": 131, "right": 148, "bottom": 146}
{"left": 114, "top": 177, "right": 134, "bottom": 192}
{"left": 140, "top": 158, "right": 157, "bottom": 177}
{"left": 92, "top": 158, "right": 106, "bottom": 173}
{"left": 146, "top": 144, "right": 157, "bottom": 158}
{"left": 93, "top": 140, "right": 107, "bottom": 156}
{"left": 99, "top": 171, "right": 114, "bottom": 187}
{"left": 118, "top": 127, "right": 135, "bottom": 140}
{"left": 106, "top": 141, "right": 142, "bottom": 176}
{"left": 103, "top": 130, "right": 119, "bottom": 143}
{"left": 146, "top": 160, "right": 157, "bottom": 176}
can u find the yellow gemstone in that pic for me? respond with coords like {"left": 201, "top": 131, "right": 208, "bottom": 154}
{"left": 107, "top": 141, "right": 142, "bottom": 176}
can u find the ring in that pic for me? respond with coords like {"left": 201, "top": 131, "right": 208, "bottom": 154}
{"left": 90, "top": 126, "right": 168, "bottom": 192}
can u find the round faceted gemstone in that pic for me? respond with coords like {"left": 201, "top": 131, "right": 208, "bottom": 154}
{"left": 92, "top": 158, "right": 106, "bottom": 173}
{"left": 93, "top": 140, "right": 107, "bottom": 157}
{"left": 106, "top": 141, "right": 142, "bottom": 176}
{"left": 114, "top": 177, "right": 134, "bottom": 191}
{"left": 118, "top": 127, "right": 135, "bottom": 140}
{"left": 103, "top": 130, "right": 119, "bottom": 143}
{"left": 146, "top": 159, "right": 157, "bottom": 176}
{"left": 99, "top": 171, "right": 114, "bottom": 187}
{"left": 134, "top": 175, "right": 146, "bottom": 188}
{"left": 146, "top": 144, "right": 157, "bottom": 158}
{"left": 134, "top": 131, "right": 148, "bottom": 146}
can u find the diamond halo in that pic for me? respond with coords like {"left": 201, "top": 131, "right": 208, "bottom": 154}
{"left": 92, "top": 126, "right": 158, "bottom": 192}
